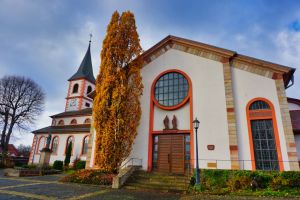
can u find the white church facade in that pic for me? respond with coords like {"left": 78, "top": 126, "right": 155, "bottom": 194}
{"left": 30, "top": 35, "right": 300, "bottom": 172}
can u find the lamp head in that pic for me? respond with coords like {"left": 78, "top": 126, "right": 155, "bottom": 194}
{"left": 193, "top": 118, "right": 200, "bottom": 129}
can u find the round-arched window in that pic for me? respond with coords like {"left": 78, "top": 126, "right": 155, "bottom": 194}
{"left": 249, "top": 100, "right": 270, "bottom": 110}
{"left": 154, "top": 72, "right": 189, "bottom": 107}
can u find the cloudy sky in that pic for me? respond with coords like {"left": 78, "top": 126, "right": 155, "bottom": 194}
{"left": 2, "top": 0, "right": 300, "bottom": 146}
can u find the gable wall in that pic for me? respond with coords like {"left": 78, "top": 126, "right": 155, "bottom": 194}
{"left": 130, "top": 48, "right": 231, "bottom": 170}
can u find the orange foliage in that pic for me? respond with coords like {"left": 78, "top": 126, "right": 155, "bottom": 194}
{"left": 93, "top": 11, "right": 143, "bottom": 172}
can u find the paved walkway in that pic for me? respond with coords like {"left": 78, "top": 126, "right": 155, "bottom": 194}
{"left": 0, "top": 171, "right": 298, "bottom": 199}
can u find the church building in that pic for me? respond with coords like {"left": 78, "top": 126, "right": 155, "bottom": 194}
{"left": 29, "top": 40, "right": 95, "bottom": 165}
{"left": 30, "top": 35, "right": 300, "bottom": 173}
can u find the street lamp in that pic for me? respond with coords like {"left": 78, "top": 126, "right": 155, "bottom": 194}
{"left": 193, "top": 117, "right": 200, "bottom": 185}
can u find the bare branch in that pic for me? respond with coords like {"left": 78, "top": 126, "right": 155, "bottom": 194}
{"left": 0, "top": 75, "right": 45, "bottom": 151}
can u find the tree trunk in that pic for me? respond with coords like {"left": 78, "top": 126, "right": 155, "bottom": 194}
{"left": 4, "top": 119, "right": 15, "bottom": 152}
{"left": 0, "top": 111, "right": 8, "bottom": 151}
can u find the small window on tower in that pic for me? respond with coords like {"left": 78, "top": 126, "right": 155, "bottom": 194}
{"left": 72, "top": 84, "right": 79, "bottom": 93}
{"left": 58, "top": 120, "right": 64, "bottom": 126}
{"left": 85, "top": 103, "right": 90, "bottom": 107}
{"left": 70, "top": 119, "right": 77, "bottom": 125}
{"left": 87, "top": 86, "right": 92, "bottom": 94}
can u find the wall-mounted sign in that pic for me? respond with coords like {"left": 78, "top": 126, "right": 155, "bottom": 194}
{"left": 207, "top": 145, "right": 215, "bottom": 150}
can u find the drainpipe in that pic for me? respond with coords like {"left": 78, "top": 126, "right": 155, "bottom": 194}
{"left": 285, "top": 74, "right": 294, "bottom": 89}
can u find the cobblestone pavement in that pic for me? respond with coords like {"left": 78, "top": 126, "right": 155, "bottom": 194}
{"left": 0, "top": 171, "right": 298, "bottom": 200}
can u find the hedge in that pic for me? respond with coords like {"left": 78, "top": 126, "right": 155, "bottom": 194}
{"left": 190, "top": 169, "right": 300, "bottom": 196}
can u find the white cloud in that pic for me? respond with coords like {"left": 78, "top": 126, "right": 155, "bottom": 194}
{"left": 274, "top": 30, "right": 300, "bottom": 98}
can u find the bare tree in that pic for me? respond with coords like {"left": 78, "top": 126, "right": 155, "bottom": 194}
{"left": 17, "top": 144, "right": 31, "bottom": 157}
{"left": 0, "top": 76, "right": 45, "bottom": 153}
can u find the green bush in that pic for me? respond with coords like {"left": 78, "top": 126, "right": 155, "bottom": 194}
{"left": 190, "top": 169, "right": 300, "bottom": 197}
{"left": 72, "top": 157, "right": 81, "bottom": 169}
{"left": 53, "top": 160, "right": 63, "bottom": 170}
{"left": 76, "top": 161, "right": 86, "bottom": 170}
{"left": 60, "top": 169, "right": 114, "bottom": 185}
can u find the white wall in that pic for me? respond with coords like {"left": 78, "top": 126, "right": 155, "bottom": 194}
{"left": 153, "top": 103, "right": 190, "bottom": 131}
{"left": 30, "top": 133, "right": 90, "bottom": 165}
{"left": 232, "top": 68, "right": 290, "bottom": 170}
{"left": 130, "top": 49, "right": 231, "bottom": 170}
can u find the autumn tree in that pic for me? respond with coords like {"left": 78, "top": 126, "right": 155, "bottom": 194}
{"left": 93, "top": 11, "right": 143, "bottom": 172}
{"left": 0, "top": 76, "right": 45, "bottom": 154}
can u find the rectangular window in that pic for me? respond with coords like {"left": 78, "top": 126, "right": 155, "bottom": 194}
{"left": 251, "top": 120, "right": 279, "bottom": 171}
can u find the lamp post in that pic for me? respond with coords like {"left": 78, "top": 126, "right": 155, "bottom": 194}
{"left": 193, "top": 117, "right": 200, "bottom": 185}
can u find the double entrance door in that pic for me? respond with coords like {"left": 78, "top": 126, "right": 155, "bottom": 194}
{"left": 152, "top": 134, "right": 190, "bottom": 174}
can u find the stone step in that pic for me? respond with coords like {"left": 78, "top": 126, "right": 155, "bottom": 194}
{"left": 123, "top": 184, "right": 186, "bottom": 194}
{"left": 124, "top": 170, "right": 190, "bottom": 193}
{"left": 125, "top": 179, "right": 187, "bottom": 188}
{"left": 126, "top": 182, "right": 188, "bottom": 190}
{"left": 128, "top": 176, "right": 188, "bottom": 184}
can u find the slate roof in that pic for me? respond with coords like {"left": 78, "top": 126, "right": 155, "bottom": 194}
{"left": 68, "top": 42, "right": 96, "bottom": 83}
{"left": 32, "top": 124, "right": 91, "bottom": 134}
{"left": 290, "top": 110, "right": 300, "bottom": 133}
{"left": 50, "top": 108, "right": 92, "bottom": 118}
{"left": 287, "top": 97, "right": 300, "bottom": 107}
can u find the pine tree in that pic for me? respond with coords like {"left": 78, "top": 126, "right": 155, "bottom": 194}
{"left": 64, "top": 141, "right": 72, "bottom": 166}
{"left": 93, "top": 11, "right": 143, "bottom": 173}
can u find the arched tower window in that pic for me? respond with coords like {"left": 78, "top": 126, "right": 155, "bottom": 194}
{"left": 51, "top": 136, "right": 59, "bottom": 154}
{"left": 84, "top": 118, "right": 91, "bottom": 124}
{"left": 87, "top": 86, "right": 92, "bottom": 94}
{"left": 247, "top": 98, "right": 283, "bottom": 171}
{"left": 58, "top": 120, "right": 64, "bottom": 126}
{"left": 70, "top": 119, "right": 77, "bottom": 125}
{"left": 72, "top": 83, "right": 79, "bottom": 93}
{"left": 37, "top": 137, "right": 45, "bottom": 153}
{"left": 82, "top": 136, "right": 89, "bottom": 155}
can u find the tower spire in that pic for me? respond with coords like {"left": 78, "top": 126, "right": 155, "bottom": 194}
{"left": 68, "top": 36, "right": 95, "bottom": 84}
{"left": 89, "top": 33, "right": 92, "bottom": 44}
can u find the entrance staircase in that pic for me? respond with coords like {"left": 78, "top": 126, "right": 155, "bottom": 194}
{"left": 123, "top": 170, "right": 191, "bottom": 193}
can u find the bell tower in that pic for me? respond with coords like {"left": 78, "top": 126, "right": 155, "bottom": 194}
{"left": 65, "top": 38, "right": 95, "bottom": 111}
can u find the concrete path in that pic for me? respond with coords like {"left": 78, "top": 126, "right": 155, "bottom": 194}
{"left": 0, "top": 170, "right": 298, "bottom": 200}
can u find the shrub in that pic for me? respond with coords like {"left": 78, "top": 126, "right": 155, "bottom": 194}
{"left": 53, "top": 160, "right": 63, "bottom": 170}
{"left": 76, "top": 161, "right": 86, "bottom": 170}
{"left": 190, "top": 169, "right": 300, "bottom": 197}
{"left": 72, "top": 157, "right": 81, "bottom": 169}
{"left": 60, "top": 169, "right": 114, "bottom": 185}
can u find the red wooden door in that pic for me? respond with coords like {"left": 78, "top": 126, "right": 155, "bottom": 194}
{"left": 157, "top": 135, "right": 171, "bottom": 173}
{"left": 170, "top": 135, "right": 185, "bottom": 174}
{"left": 157, "top": 134, "right": 185, "bottom": 174}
